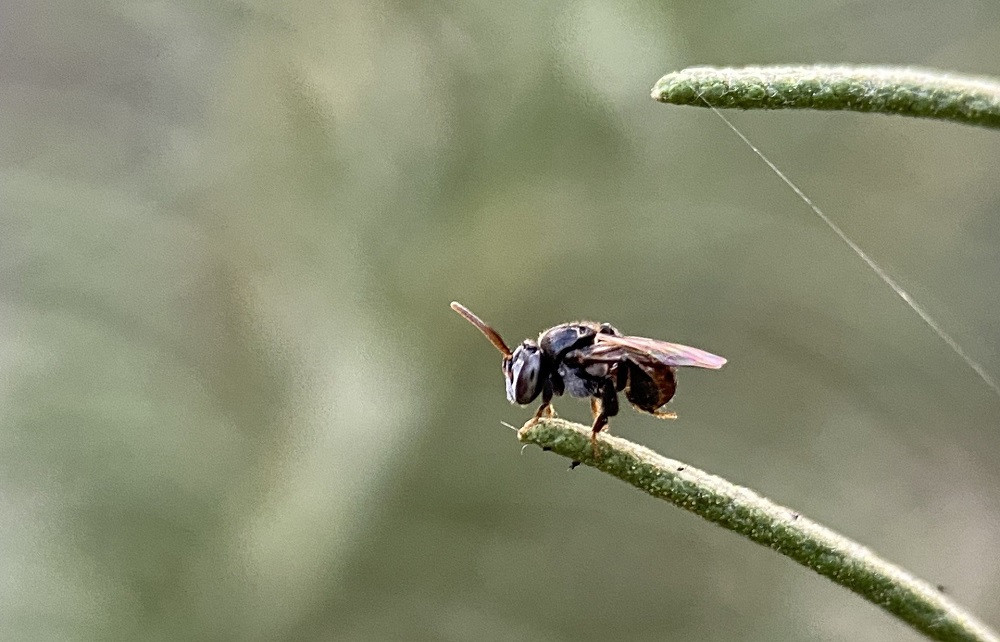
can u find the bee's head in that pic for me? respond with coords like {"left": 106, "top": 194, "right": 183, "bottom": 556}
{"left": 504, "top": 340, "right": 545, "bottom": 405}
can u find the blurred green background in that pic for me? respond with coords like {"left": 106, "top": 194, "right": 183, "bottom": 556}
{"left": 3, "top": 1, "right": 1000, "bottom": 639}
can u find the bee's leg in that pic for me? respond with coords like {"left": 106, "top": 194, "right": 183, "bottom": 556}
{"left": 533, "top": 380, "right": 555, "bottom": 420}
{"left": 588, "top": 384, "right": 619, "bottom": 459}
{"left": 571, "top": 398, "right": 604, "bottom": 468}
{"left": 589, "top": 401, "right": 607, "bottom": 460}
{"left": 548, "top": 372, "right": 563, "bottom": 417}
{"left": 652, "top": 407, "right": 677, "bottom": 420}
{"left": 589, "top": 397, "right": 603, "bottom": 426}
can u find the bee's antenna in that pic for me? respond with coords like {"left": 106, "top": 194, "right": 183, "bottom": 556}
{"left": 451, "top": 301, "right": 513, "bottom": 358}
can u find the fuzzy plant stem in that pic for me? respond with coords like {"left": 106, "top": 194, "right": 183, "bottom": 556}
{"left": 518, "top": 417, "right": 998, "bottom": 642}
{"left": 651, "top": 65, "right": 1000, "bottom": 129}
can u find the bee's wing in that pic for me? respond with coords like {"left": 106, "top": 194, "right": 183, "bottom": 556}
{"left": 594, "top": 334, "right": 727, "bottom": 369}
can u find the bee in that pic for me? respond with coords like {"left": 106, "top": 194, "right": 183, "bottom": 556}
{"left": 451, "top": 302, "right": 726, "bottom": 456}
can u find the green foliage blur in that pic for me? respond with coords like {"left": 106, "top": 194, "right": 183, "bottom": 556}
{"left": 3, "top": 1, "right": 999, "bottom": 639}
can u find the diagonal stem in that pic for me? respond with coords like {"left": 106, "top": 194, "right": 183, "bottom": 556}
{"left": 518, "top": 417, "right": 999, "bottom": 642}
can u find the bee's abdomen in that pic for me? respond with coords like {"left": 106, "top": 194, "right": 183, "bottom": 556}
{"left": 624, "top": 362, "right": 676, "bottom": 412}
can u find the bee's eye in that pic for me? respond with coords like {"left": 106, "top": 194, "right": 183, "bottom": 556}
{"left": 506, "top": 345, "right": 544, "bottom": 405}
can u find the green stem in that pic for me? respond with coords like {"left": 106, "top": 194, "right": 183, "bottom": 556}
{"left": 651, "top": 65, "right": 1000, "bottom": 129}
{"left": 518, "top": 417, "right": 999, "bottom": 642}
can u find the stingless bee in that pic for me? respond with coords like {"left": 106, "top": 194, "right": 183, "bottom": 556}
{"left": 451, "top": 302, "right": 727, "bottom": 456}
